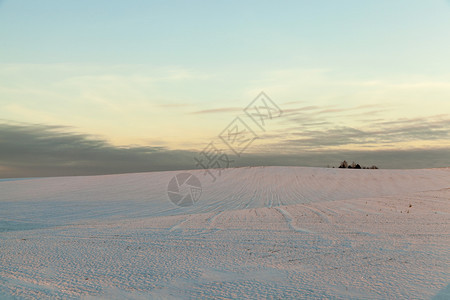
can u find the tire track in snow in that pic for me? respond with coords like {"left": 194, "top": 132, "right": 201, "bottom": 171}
{"left": 168, "top": 217, "right": 190, "bottom": 232}
{"left": 301, "top": 204, "right": 331, "bottom": 223}
{"left": 205, "top": 210, "right": 225, "bottom": 227}
{"left": 274, "top": 207, "right": 315, "bottom": 234}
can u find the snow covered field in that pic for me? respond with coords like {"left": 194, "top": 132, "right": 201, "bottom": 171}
{"left": 0, "top": 166, "right": 449, "bottom": 299}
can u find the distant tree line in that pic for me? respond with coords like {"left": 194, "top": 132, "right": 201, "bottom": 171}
{"left": 327, "top": 160, "right": 379, "bottom": 169}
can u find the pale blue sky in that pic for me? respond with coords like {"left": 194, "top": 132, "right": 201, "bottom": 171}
{"left": 0, "top": 1, "right": 449, "bottom": 176}
{"left": 2, "top": 1, "right": 450, "bottom": 71}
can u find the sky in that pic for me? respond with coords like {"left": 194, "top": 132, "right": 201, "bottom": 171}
{"left": 0, "top": 0, "right": 449, "bottom": 178}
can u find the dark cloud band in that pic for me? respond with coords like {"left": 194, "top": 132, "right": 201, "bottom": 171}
{"left": 0, "top": 121, "right": 448, "bottom": 179}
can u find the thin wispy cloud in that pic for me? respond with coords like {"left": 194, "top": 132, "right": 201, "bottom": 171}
{"left": 281, "top": 106, "right": 323, "bottom": 115}
{"left": 158, "top": 103, "right": 193, "bottom": 108}
{"left": 275, "top": 115, "right": 450, "bottom": 150}
{"left": 190, "top": 107, "right": 243, "bottom": 114}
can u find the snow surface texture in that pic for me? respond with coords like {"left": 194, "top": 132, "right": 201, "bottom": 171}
{"left": 0, "top": 166, "right": 449, "bottom": 299}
